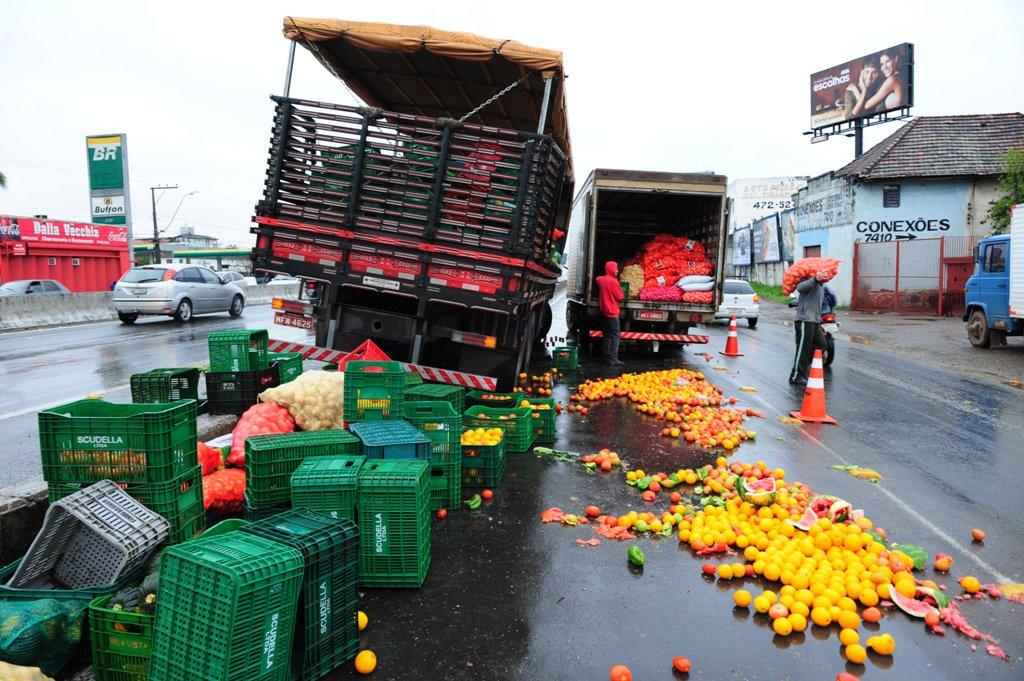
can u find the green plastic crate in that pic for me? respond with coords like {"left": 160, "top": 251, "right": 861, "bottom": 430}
{"left": 149, "top": 531, "right": 304, "bottom": 681}
{"left": 520, "top": 397, "right": 556, "bottom": 444}
{"left": 343, "top": 361, "right": 407, "bottom": 423}
{"left": 246, "top": 430, "right": 361, "bottom": 508}
{"left": 404, "top": 383, "right": 465, "bottom": 413}
{"left": 552, "top": 345, "right": 579, "bottom": 371}
{"left": 404, "top": 401, "right": 461, "bottom": 464}
{"left": 290, "top": 455, "right": 366, "bottom": 522}
{"left": 242, "top": 491, "right": 289, "bottom": 522}
{"left": 48, "top": 465, "right": 206, "bottom": 545}
{"left": 87, "top": 520, "right": 252, "bottom": 681}
{"left": 130, "top": 368, "right": 201, "bottom": 404}
{"left": 465, "top": 390, "right": 518, "bottom": 408}
{"left": 349, "top": 420, "right": 431, "bottom": 460}
{"left": 429, "top": 460, "right": 461, "bottom": 512}
{"left": 89, "top": 594, "right": 154, "bottom": 681}
{"left": 403, "top": 371, "right": 423, "bottom": 388}
{"left": 0, "top": 560, "right": 144, "bottom": 603}
{"left": 267, "top": 352, "right": 304, "bottom": 384}
{"left": 463, "top": 406, "right": 534, "bottom": 452}
{"left": 208, "top": 329, "right": 269, "bottom": 372}
{"left": 38, "top": 399, "right": 197, "bottom": 484}
{"left": 241, "top": 509, "right": 361, "bottom": 681}
{"left": 356, "top": 459, "right": 430, "bottom": 588}
{"left": 461, "top": 440, "right": 506, "bottom": 487}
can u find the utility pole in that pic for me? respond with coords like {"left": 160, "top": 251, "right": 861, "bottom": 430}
{"left": 150, "top": 184, "right": 177, "bottom": 264}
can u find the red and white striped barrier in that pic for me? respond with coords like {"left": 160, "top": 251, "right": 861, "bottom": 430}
{"left": 267, "top": 339, "right": 498, "bottom": 390}
{"left": 588, "top": 330, "right": 709, "bottom": 344}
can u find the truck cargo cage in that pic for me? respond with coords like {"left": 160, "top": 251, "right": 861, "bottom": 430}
{"left": 257, "top": 98, "right": 567, "bottom": 262}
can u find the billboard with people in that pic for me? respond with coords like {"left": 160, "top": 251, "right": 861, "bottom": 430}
{"left": 810, "top": 43, "right": 913, "bottom": 130}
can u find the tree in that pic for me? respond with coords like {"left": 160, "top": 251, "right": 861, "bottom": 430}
{"left": 987, "top": 148, "right": 1024, "bottom": 234}
{"left": 0, "top": 169, "right": 6, "bottom": 189}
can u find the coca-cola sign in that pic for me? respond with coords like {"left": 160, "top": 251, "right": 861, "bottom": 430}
{"left": 0, "top": 215, "right": 129, "bottom": 248}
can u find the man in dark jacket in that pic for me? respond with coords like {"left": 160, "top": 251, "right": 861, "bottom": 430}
{"left": 595, "top": 261, "right": 624, "bottom": 365}
{"left": 789, "top": 269, "right": 832, "bottom": 384}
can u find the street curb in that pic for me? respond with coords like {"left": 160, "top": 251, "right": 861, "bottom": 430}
{"left": 0, "top": 411, "right": 238, "bottom": 565}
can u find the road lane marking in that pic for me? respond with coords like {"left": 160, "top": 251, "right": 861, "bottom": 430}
{"left": 706, "top": 349, "right": 1013, "bottom": 584}
{"left": 0, "top": 385, "right": 130, "bottom": 422}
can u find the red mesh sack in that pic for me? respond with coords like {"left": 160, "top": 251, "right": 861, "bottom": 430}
{"left": 197, "top": 442, "right": 223, "bottom": 476}
{"left": 638, "top": 286, "right": 683, "bottom": 302}
{"left": 227, "top": 402, "right": 295, "bottom": 468}
{"left": 681, "top": 290, "right": 714, "bottom": 304}
{"left": 782, "top": 258, "right": 840, "bottom": 295}
{"left": 202, "top": 468, "right": 246, "bottom": 513}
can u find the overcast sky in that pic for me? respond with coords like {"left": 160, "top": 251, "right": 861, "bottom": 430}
{"left": 1, "top": 0, "right": 1022, "bottom": 247}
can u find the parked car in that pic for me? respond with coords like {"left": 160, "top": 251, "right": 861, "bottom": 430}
{"left": 0, "top": 279, "right": 70, "bottom": 296}
{"left": 715, "top": 278, "right": 760, "bottom": 328}
{"left": 112, "top": 265, "right": 245, "bottom": 324}
{"left": 242, "top": 276, "right": 259, "bottom": 287}
{"left": 219, "top": 271, "right": 245, "bottom": 284}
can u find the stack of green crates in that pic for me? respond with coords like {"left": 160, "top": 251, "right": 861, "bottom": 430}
{"left": 356, "top": 459, "right": 430, "bottom": 588}
{"left": 462, "top": 435, "right": 506, "bottom": 487}
{"left": 130, "top": 368, "right": 202, "bottom": 403}
{"left": 268, "top": 351, "right": 304, "bottom": 383}
{"left": 87, "top": 520, "right": 248, "bottom": 681}
{"left": 520, "top": 396, "right": 556, "bottom": 444}
{"left": 38, "top": 399, "right": 205, "bottom": 544}
{"left": 343, "top": 360, "right": 406, "bottom": 423}
{"left": 290, "top": 455, "right": 366, "bottom": 521}
{"left": 405, "top": 382, "right": 465, "bottom": 413}
{"left": 241, "top": 509, "right": 361, "bottom": 681}
{"left": 463, "top": 405, "right": 534, "bottom": 452}
{"left": 149, "top": 531, "right": 304, "bottom": 680}
{"left": 208, "top": 329, "right": 269, "bottom": 372}
{"left": 465, "top": 390, "right": 518, "bottom": 408}
{"left": 552, "top": 345, "right": 579, "bottom": 371}
{"left": 245, "top": 430, "right": 362, "bottom": 512}
{"left": 404, "top": 401, "right": 461, "bottom": 511}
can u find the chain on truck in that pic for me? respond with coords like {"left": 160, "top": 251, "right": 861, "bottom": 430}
{"left": 251, "top": 20, "right": 574, "bottom": 389}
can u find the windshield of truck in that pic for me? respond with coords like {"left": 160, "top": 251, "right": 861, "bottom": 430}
{"left": 121, "top": 268, "right": 167, "bottom": 283}
{"left": 724, "top": 281, "right": 755, "bottom": 295}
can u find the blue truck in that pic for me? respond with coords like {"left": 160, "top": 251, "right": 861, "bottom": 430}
{"left": 964, "top": 204, "right": 1023, "bottom": 347}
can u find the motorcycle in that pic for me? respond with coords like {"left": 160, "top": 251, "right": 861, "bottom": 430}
{"left": 820, "top": 311, "right": 838, "bottom": 367}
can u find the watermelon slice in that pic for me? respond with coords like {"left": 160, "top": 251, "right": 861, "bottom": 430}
{"left": 891, "top": 585, "right": 940, "bottom": 619}
{"left": 790, "top": 507, "right": 818, "bottom": 531}
{"left": 918, "top": 586, "right": 950, "bottom": 610}
{"left": 736, "top": 476, "right": 777, "bottom": 506}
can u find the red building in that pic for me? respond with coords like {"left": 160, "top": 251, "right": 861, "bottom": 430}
{"left": 0, "top": 215, "right": 130, "bottom": 292}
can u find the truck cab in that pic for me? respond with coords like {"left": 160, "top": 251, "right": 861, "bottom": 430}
{"left": 964, "top": 235, "right": 1020, "bottom": 347}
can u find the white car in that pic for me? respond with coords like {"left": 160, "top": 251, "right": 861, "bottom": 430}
{"left": 112, "top": 265, "right": 246, "bottom": 324}
{"left": 715, "top": 278, "right": 760, "bottom": 328}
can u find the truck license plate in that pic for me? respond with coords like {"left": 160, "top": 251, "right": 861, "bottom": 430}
{"left": 275, "top": 312, "right": 313, "bottom": 331}
{"left": 362, "top": 275, "right": 400, "bottom": 291}
{"left": 636, "top": 309, "right": 668, "bottom": 321}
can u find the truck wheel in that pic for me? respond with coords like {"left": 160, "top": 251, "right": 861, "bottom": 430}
{"left": 534, "top": 303, "right": 553, "bottom": 343}
{"left": 117, "top": 312, "right": 138, "bottom": 325}
{"left": 966, "top": 309, "right": 991, "bottom": 348}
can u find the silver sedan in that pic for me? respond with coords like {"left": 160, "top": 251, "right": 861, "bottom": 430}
{"left": 112, "top": 265, "right": 246, "bottom": 324}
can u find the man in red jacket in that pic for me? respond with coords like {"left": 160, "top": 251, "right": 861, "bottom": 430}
{"left": 595, "top": 261, "right": 624, "bottom": 365}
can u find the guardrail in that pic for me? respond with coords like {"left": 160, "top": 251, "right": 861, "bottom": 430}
{"left": 0, "top": 282, "right": 300, "bottom": 331}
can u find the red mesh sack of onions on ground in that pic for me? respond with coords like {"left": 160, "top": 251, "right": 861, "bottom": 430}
{"left": 781, "top": 258, "right": 840, "bottom": 296}
{"left": 227, "top": 402, "right": 295, "bottom": 468}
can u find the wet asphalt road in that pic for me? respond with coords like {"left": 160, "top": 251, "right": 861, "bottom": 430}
{"left": 4, "top": 301, "right": 1023, "bottom": 680}
{"left": 0, "top": 306, "right": 309, "bottom": 487}
{"left": 350, "top": 311, "right": 1024, "bottom": 680}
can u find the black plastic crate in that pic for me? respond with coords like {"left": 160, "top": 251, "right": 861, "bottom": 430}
{"left": 205, "top": 365, "right": 280, "bottom": 416}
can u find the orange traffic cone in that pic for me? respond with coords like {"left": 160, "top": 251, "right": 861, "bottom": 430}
{"left": 720, "top": 317, "right": 744, "bottom": 356}
{"left": 790, "top": 349, "right": 837, "bottom": 425}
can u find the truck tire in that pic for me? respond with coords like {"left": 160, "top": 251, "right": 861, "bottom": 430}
{"left": 534, "top": 303, "right": 553, "bottom": 343}
{"left": 966, "top": 309, "right": 991, "bottom": 348}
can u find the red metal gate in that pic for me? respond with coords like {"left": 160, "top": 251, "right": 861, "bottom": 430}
{"left": 853, "top": 236, "right": 983, "bottom": 316}
{"left": 853, "top": 238, "right": 941, "bottom": 314}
